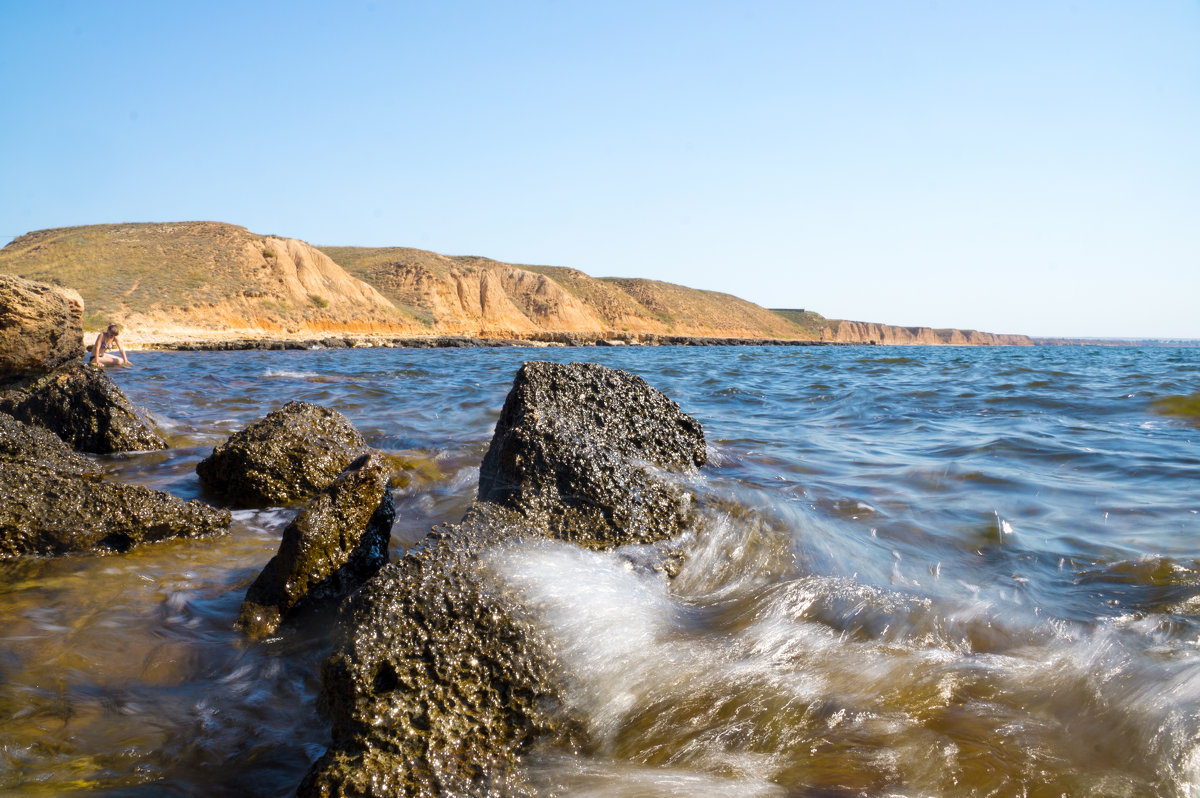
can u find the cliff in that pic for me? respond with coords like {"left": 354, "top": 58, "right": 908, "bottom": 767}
{"left": 0, "top": 223, "right": 415, "bottom": 341}
{"left": 770, "top": 309, "right": 1033, "bottom": 346}
{"left": 0, "top": 222, "right": 1031, "bottom": 346}
{"left": 820, "top": 320, "right": 1032, "bottom": 346}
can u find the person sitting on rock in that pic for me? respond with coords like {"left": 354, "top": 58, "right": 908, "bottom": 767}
{"left": 90, "top": 323, "right": 132, "bottom": 367}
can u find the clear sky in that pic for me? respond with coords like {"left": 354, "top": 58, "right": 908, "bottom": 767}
{"left": 2, "top": 1, "right": 1197, "bottom": 338}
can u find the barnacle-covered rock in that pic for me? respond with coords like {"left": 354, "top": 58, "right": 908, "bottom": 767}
{"left": 197, "top": 401, "right": 370, "bottom": 507}
{"left": 0, "top": 413, "right": 228, "bottom": 558}
{"left": 237, "top": 452, "right": 394, "bottom": 640}
{"left": 478, "top": 360, "right": 706, "bottom": 547}
{"left": 301, "top": 363, "right": 707, "bottom": 796}
{"left": 0, "top": 362, "right": 166, "bottom": 453}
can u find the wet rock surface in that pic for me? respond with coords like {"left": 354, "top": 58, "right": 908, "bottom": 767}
{"left": 237, "top": 453, "right": 395, "bottom": 640}
{"left": 0, "top": 274, "right": 84, "bottom": 379}
{"left": 197, "top": 401, "right": 370, "bottom": 507}
{"left": 301, "top": 362, "right": 706, "bottom": 797}
{"left": 299, "top": 505, "right": 570, "bottom": 798}
{"left": 0, "top": 413, "right": 229, "bottom": 558}
{"left": 0, "top": 362, "right": 166, "bottom": 454}
{"left": 478, "top": 360, "right": 707, "bottom": 548}
{"left": 0, "top": 409, "right": 98, "bottom": 479}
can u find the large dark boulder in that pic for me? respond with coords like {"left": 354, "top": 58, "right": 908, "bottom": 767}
{"left": 237, "top": 452, "right": 395, "bottom": 640}
{"left": 0, "top": 362, "right": 166, "bottom": 453}
{"left": 301, "top": 362, "right": 707, "bottom": 797}
{"left": 0, "top": 413, "right": 229, "bottom": 558}
{"left": 0, "top": 274, "right": 84, "bottom": 379}
{"left": 478, "top": 361, "right": 707, "bottom": 547}
{"left": 197, "top": 401, "right": 370, "bottom": 507}
{"left": 0, "top": 408, "right": 98, "bottom": 479}
{"left": 299, "top": 505, "right": 571, "bottom": 798}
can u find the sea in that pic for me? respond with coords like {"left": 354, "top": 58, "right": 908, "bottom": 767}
{"left": 2, "top": 344, "right": 1198, "bottom": 797}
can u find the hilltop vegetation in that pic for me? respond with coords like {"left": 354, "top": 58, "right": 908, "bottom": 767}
{"left": 0, "top": 221, "right": 1031, "bottom": 346}
{"left": 0, "top": 223, "right": 409, "bottom": 337}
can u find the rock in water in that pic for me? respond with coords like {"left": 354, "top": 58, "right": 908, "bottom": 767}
{"left": 301, "top": 362, "right": 707, "bottom": 797}
{"left": 0, "top": 407, "right": 98, "bottom": 479}
{"left": 478, "top": 360, "right": 707, "bottom": 547}
{"left": 0, "top": 274, "right": 84, "bottom": 379}
{"left": 300, "top": 505, "right": 566, "bottom": 798}
{"left": 237, "top": 453, "right": 395, "bottom": 640}
{"left": 0, "top": 275, "right": 159, "bottom": 454}
{"left": 0, "top": 362, "right": 166, "bottom": 453}
{"left": 0, "top": 413, "right": 230, "bottom": 558}
{"left": 197, "top": 401, "right": 370, "bottom": 507}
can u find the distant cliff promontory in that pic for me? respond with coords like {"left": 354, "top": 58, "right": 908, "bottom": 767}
{"left": 0, "top": 222, "right": 1031, "bottom": 346}
{"left": 771, "top": 309, "right": 1032, "bottom": 346}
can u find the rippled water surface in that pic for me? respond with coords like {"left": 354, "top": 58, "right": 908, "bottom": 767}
{"left": 3, "top": 345, "right": 1199, "bottom": 796}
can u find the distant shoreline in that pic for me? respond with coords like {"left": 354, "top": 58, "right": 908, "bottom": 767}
{"left": 94, "top": 328, "right": 1200, "bottom": 354}
{"left": 134, "top": 332, "right": 842, "bottom": 351}
{"left": 118, "top": 331, "right": 1110, "bottom": 352}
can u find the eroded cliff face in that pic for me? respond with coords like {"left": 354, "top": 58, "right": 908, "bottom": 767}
{"left": 820, "top": 320, "right": 1032, "bottom": 346}
{"left": 251, "top": 237, "right": 394, "bottom": 312}
{"left": 0, "top": 223, "right": 420, "bottom": 341}
{"left": 124, "top": 235, "right": 414, "bottom": 338}
{"left": 371, "top": 260, "right": 609, "bottom": 336}
{"left": 0, "top": 222, "right": 1034, "bottom": 346}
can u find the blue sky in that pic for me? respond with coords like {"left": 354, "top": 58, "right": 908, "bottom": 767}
{"left": 2, "top": 1, "right": 1197, "bottom": 338}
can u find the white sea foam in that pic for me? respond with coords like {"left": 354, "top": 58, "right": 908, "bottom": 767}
{"left": 262, "top": 369, "right": 315, "bottom": 379}
{"left": 485, "top": 503, "right": 1200, "bottom": 795}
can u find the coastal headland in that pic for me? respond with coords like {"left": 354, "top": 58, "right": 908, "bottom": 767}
{"left": 0, "top": 222, "right": 1033, "bottom": 349}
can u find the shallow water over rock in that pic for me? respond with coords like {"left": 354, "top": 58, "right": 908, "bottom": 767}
{"left": 2, "top": 344, "right": 1199, "bottom": 795}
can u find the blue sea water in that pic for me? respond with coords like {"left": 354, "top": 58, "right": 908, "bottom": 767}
{"left": 2, "top": 344, "right": 1199, "bottom": 796}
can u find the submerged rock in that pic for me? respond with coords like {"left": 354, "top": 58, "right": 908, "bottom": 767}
{"left": 0, "top": 413, "right": 229, "bottom": 558}
{"left": 478, "top": 360, "right": 707, "bottom": 547}
{"left": 237, "top": 452, "right": 394, "bottom": 640}
{"left": 197, "top": 401, "right": 369, "bottom": 507}
{"left": 0, "top": 274, "right": 84, "bottom": 379}
{"left": 302, "top": 362, "right": 707, "bottom": 796}
{"left": 0, "top": 362, "right": 166, "bottom": 454}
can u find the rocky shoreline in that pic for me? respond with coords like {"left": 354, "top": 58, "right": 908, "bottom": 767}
{"left": 148, "top": 331, "right": 846, "bottom": 351}
{"left": 2, "top": 273, "right": 725, "bottom": 794}
{"left": 1, "top": 274, "right": 230, "bottom": 557}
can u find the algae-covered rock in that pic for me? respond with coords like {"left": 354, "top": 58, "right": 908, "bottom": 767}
{"left": 0, "top": 361, "right": 165, "bottom": 453}
{"left": 237, "top": 452, "right": 395, "bottom": 640}
{"left": 197, "top": 401, "right": 369, "bottom": 507}
{"left": 0, "top": 414, "right": 229, "bottom": 558}
{"left": 0, "top": 274, "right": 84, "bottom": 379}
{"left": 299, "top": 505, "right": 569, "bottom": 798}
{"left": 302, "top": 362, "right": 707, "bottom": 797}
{"left": 478, "top": 360, "right": 707, "bottom": 547}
